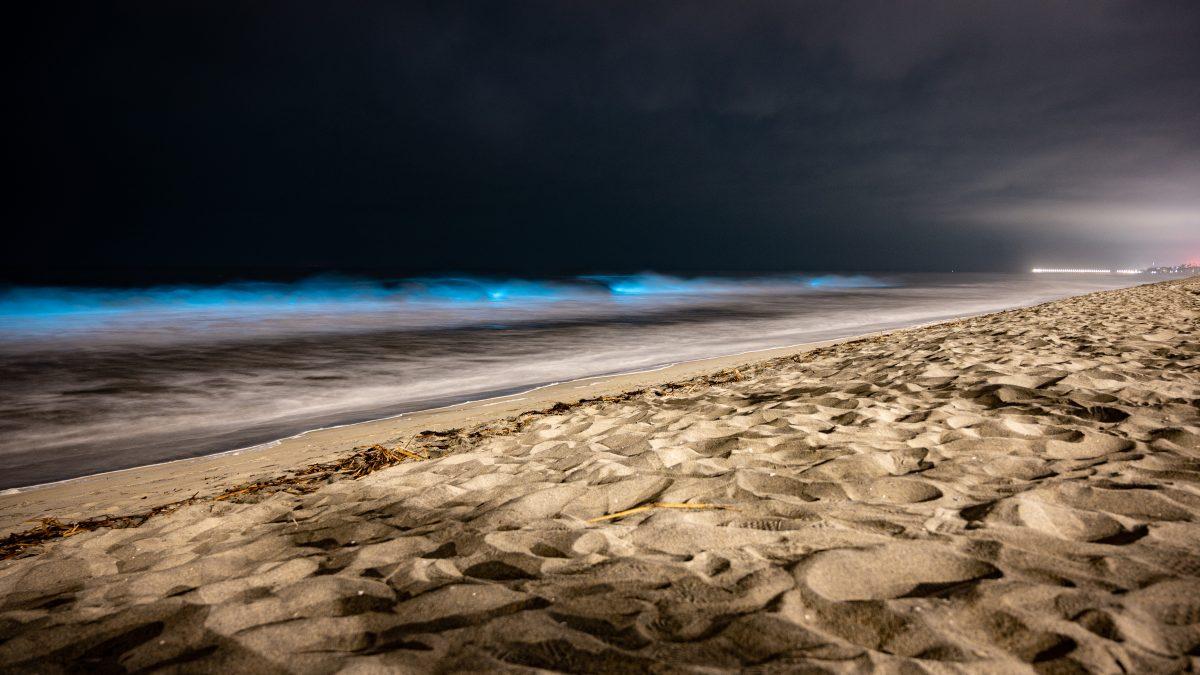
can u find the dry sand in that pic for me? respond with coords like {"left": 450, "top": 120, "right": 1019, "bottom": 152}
{"left": 1, "top": 277, "right": 1198, "bottom": 672}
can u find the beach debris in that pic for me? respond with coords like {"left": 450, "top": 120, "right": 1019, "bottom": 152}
{"left": 587, "top": 502, "right": 733, "bottom": 523}
{"left": 209, "top": 442, "right": 430, "bottom": 501}
{"left": 0, "top": 501, "right": 199, "bottom": 561}
{"left": 0, "top": 441, "right": 429, "bottom": 560}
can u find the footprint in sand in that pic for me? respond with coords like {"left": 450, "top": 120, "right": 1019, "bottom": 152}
{"left": 982, "top": 456, "right": 1054, "bottom": 480}
{"left": 1044, "top": 431, "right": 1133, "bottom": 460}
{"left": 1151, "top": 428, "right": 1200, "bottom": 455}
{"left": 1014, "top": 497, "right": 1125, "bottom": 542}
{"left": 801, "top": 542, "right": 998, "bottom": 601}
{"left": 845, "top": 477, "right": 943, "bottom": 504}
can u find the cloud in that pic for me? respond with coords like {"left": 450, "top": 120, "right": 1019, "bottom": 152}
{"left": 7, "top": 0, "right": 1200, "bottom": 276}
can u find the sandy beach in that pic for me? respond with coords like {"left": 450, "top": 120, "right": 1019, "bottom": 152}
{"left": 1, "top": 276, "right": 1198, "bottom": 671}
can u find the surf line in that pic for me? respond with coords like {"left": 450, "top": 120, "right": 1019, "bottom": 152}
{"left": 5, "top": 281, "right": 1144, "bottom": 496}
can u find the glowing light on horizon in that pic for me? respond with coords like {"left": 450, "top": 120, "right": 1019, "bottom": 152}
{"left": 1031, "top": 268, "right": 1117, "bottom": 274}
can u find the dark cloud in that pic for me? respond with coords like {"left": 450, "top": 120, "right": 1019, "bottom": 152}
{"left": 8, "top": 1, "right": 1199, "bottom": 282}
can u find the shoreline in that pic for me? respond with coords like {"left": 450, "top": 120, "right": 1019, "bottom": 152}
{"left": 0, "top": 331, "right": 881, "bottom": 535}
{"left": 0, "top": 328, "right": 904, "bottom": 497}
{"left": 0, "top": 281, "right": 1162, "bottom": 534}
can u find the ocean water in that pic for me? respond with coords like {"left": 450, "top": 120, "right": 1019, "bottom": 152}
{"left": 0, "top": 272, "right": 1157, "bottom": 489}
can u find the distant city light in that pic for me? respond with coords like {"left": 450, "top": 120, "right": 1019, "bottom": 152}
{"left": 1031, "top": 263, "right": 1198, "bottom": 275}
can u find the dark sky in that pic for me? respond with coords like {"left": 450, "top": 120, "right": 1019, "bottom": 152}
{"left": 9, "top": 1, "right": 1200, "bottom": 282}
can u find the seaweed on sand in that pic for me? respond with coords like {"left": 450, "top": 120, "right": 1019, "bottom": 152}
{"left": 0, "top": 442, "right": 428, "bottom": 560}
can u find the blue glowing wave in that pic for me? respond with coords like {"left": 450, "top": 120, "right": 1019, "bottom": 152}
{"left": 0, "top": 273, "right": 893, "bottom": 336}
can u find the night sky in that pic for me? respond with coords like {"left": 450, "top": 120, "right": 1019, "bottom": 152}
{"left": 10, "top": 1, "right": 1200, "bottom": 283}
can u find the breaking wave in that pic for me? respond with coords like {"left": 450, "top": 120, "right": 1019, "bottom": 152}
{"left": 0, "top": 273, "right": 892, "bottom": 341}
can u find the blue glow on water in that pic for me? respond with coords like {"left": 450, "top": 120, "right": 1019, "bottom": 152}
{"left": 405, "top": 278, "right": 571, "bottom": 303}
{"left": 0, "top": 279, "right": 396, "bottom": 318}
{"left": 582, "top": 273, "right": 716, "bottom": 296}
{"left": 806, "top": 274, "right": 889, "bottom": 289}
{"left": 0, "top": 273, "right": 894, "bottom": 337}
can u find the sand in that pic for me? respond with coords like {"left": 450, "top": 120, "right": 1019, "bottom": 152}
{"left": 1, "top": 277, "right": 1198, "bottom": 672}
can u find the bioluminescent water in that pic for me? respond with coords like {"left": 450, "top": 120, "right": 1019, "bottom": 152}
{"left": 0, "top": 272, "right": 1157, "bottom": 488}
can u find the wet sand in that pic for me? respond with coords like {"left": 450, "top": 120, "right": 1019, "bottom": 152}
{"left": 1, "top": 276, "right": 1198, "bottom": 672}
